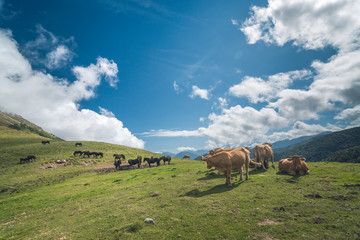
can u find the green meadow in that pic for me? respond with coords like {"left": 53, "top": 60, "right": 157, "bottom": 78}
{"left": 1, "top": 127, "right": 360, "bottom": 239}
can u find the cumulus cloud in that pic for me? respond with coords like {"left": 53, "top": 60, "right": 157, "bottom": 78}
{"left": 177, "top": 146, "right": 197, "bottom": 152}
{"left": 241, "top": 0, "right": 360, "bottom": 51}
{"left": 46, "top": 45, "right": 74, "bottom": 70}
{"left": 335, "top": 105, "right": 360, "bottom": 125}
{"left": 229, "top": 70, "right": 311, "bottom": 103}
{"left": 0, "top": 28, "right": 144, "bottom": 149}
{"left": 190, "top": 85, "right": 210, "bottom": 100}
{"left": 99, "top": 107, "right": 116, "bottom": 118}
{"left": 21, "top": 25, "right": 75, "bottom": 70}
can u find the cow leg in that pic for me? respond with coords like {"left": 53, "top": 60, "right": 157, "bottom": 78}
{"left": 239, "top": 167, "right": 243, "bottom": 181}
{"left": 224, "top": 170, "right": 232, "bottom": 186}
{"left": 262, "top": 159, "right": 266, "bottom": 170}
{"left": 245, "top": 164, "right": 249, "bottom": 180}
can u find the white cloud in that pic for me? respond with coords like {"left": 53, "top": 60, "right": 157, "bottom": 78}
{"left": 335, "top": 105, "right": 360, "bottom": 125}
{"left": 190, "top": 85, "right": 210, "bottom": 100}
{"left": 241, "top": 0, "right": 360, "bottom": 51}
{"left": 46, "top": 45, "right": 74, "bottom": 69}
{"left": 177, "top": 146, "right": 197, "bottom": 152}
{"left": 99, "top": 107, "right": 115, "bottom": 118}
{"left": 173, "top": 81, "right": 180, "bottom": 93}
{"left": 267, "top": 121, "right": 340, "bottom": 143}
{"left": 0, "top": 29, "right": 144, "bottom": 149}
{"left": 231, "top": 19, "right": 239, "bottom": 26}
{"left": 229, "top": 70, "right": 312, "bottom": 103}
{"left": 22, "top": 25, "right": 75, "bottom": 70}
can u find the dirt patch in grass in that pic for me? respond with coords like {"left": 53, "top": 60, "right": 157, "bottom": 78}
{"left": 258, "top": 219, "right": 282, "bottom": 226}
{"left": 309, "top": 217, "right": 326, "bottom": 224}
{"left": 304, "top": 193, "right": 322, "bottom": 198}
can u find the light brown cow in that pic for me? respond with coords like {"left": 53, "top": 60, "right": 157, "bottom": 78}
{"left": 253, "top": 143, "right": 274, "bottom": 170}
{"left": 182, "top": 155, "right": 191, "bottom": 159}
{"left": 200, "top": 147, "right": 259, "bottom": 186}
{"left": 278, "top": 156, "right": 309, "bottom": 176}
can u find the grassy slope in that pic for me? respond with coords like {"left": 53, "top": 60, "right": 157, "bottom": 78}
{"left": 1, "top": 128, "right": 360, "bottom": 239}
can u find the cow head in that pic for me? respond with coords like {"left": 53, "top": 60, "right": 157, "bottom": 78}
{"left": 200, "top": 155, "right": 215, "bottom": 169}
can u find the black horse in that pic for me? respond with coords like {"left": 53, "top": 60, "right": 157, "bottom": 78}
{"left": 82, "top": 151, "right": 91, "bottom": 158}
{"left": 94, "top": 152, "right": 103, "bottom": 158}
{"left": 75, "top": 142, "right": 82, "bottom": 147}
{"left": 128, "top": 156, "right": 142, "bottom": 168}
{"left": 114, "top": 159, "right": 122, "bottom": 170}
{"left": 160, "top": 156, "right": 171, "bottom": 165}
{"left": 42, "top": 140, "right": 50, "bottom": 145}
{"left": 19, "top": 155, "right": 36, "bottom": 164}
{"left": 73, "top": 150, "right": 83, "bottom": 156}
{"left": 27, "top": 155, "right": 36, "bottom": 162}
{"left": 113, "top": 154, "right": 125, "bottom": 160}
{"left": 144, "top": 157, "right": 160, "bottom": 168}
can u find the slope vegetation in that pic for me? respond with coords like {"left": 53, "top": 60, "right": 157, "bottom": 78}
{"left": 274, "top": 126, "right": 360, "bottom": 162}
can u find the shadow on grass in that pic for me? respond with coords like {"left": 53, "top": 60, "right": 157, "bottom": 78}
{"left": 276, "top": 172, "right": 304, "bottom": 183}
{"left": 180, "top": 181, "right": 244, "bottom": 198}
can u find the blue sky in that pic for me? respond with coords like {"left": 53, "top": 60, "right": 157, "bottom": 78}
{"left": 1, "top": 0, "right": 360, "bottom": 153}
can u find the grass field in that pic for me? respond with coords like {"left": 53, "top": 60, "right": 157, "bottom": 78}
{"left": 1, "top": 127, "right": 360, "bottom": 239}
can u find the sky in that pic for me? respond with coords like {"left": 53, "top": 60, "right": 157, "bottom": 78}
{"left": 1, "top": 0, "right": 360, "bottom": 154}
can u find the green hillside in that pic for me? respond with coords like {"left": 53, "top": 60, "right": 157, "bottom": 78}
{"left": 273, "top": 126, "right": 360, "bottom": 162}
{"left": 0, "top": 111, "right": 61, "bottom": 140}
{"left": 1, "top": 126, "right": 360, "bottom": 239}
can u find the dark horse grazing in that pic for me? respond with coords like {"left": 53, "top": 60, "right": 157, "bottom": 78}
{"left": 75, "top": 142, "right": 82, "bottom": 147}
{"left": 114, "top": 159, "right": 122, "bottom": 170}
{"left": 160, "top": 156, "right": 171, "bottom": 165}
{"left": 42, "top": 140, "right": 50, "bottom": 145}
{"left": 73, "top": 150, "right": 83, "bottom": 156}
{"left": 93, "top": 152, "right": 103, "bottom": 158}
{"left": 128, "top": 156, "right": 142, "bottom": 168}
{"left": 113, "top": 154, "right": 125, "bottom": 161}
{"left": 143, "top": 157, "right": 160, "bottom": 168}
{"left": 82, "top": 151, "right": 91, "bottom": 158}
{"left": 19, "top": 155, "right": 36, "bottom": 164}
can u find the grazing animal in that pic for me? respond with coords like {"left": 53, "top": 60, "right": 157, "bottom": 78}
{"left": 82, "top": 151, "right": 91, "bottom": 158}
{"left": 113, "top": 154, "right": 125, "bottom": 160}
{"left": 75, "top": 142, "right": 82, "bottom": 147}
{"left": 73, "top": 150, "right": 83, "bottom": 156}
{"left": 144, "top": 157, "right": 160, "bottom": 168}
{"left": 253, "top": 143, "right": 274, "bottom": 170}
{"left": 27, "top": 155, "right": 36, "bottom": 162}
{"left": 42, "top": 140, "right": 50, "bottom": 145}
{"left": 278, "top": 155, "right": 309, "bottom": 176}
{"left": 19, "top": 155, "right": 36, "bottom": 164}
{"left": 209, "top": 147, "right": 233, "bottom": 155}
{"left": 128, "top": 156, "right": 142, "bottom": 168}
{"left": 90, "top": 152, "right": 103, "bottom": 158}
{"left": 182, "top": 155, "right": 191, "bottom": 159}
{"left": 160, "top": 156, "right": 171, "bottom": 165}
{"left": 200, "top": 147, "right": 257, "bottom": 186}
{"left": 20, "top": 157, "right": 29, "bottom": 164}
{"left": 114, "top": 159, "right": 122, "bottom": 170}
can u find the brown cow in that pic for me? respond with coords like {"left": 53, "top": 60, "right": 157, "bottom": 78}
{"left": 253, "top": 143, "right": 274, "bottom": 170}
{"left": 183, "top": 155, "right": 191, "bottom": 159}
{"left": 200, "top": 147, "right": 259, "bottom": 186}
{"left": 278, "top": 156, "right": 309, "bottom": 176}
